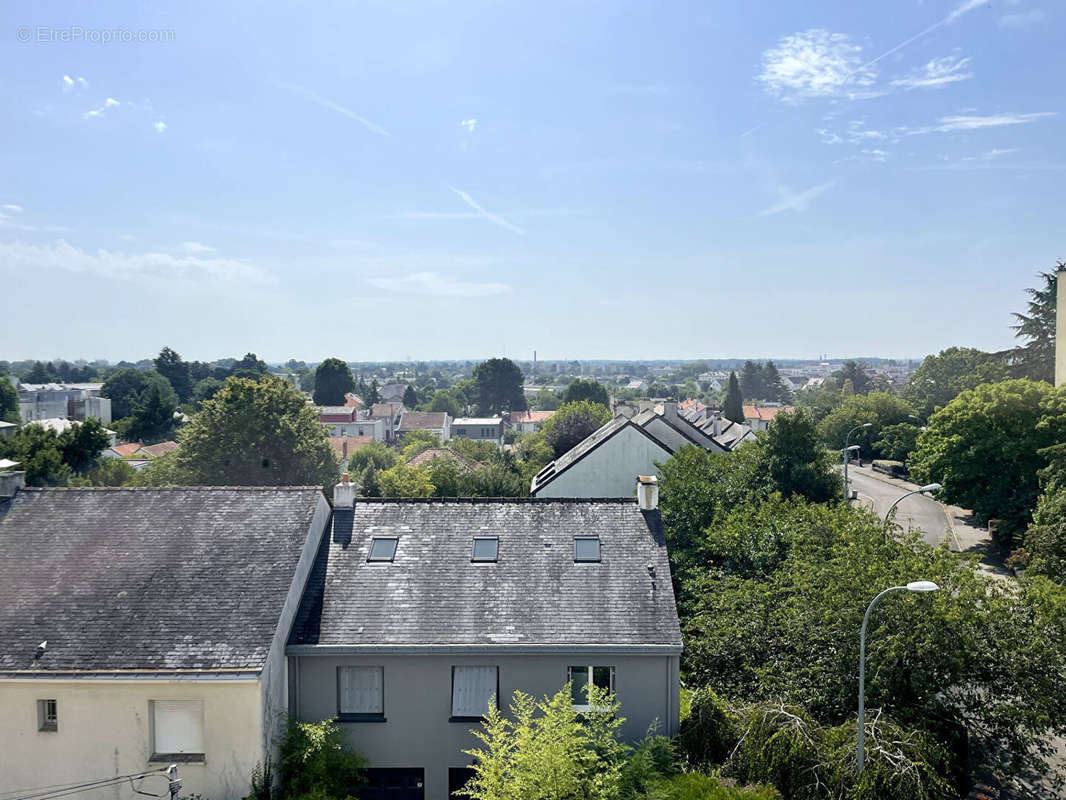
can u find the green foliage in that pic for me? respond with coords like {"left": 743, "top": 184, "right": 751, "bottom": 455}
{"left": 466, "top": 462, "right": 526, "bottom": 497}
{"left": 399, "top": 429, "right": 441, "bottom": 460}
{"left": 276, "top": 717, "right": 366, "bottom": 800}
{"left": 154, "top": 346, "right": 193, "bottom": 402}
{"left": 402, "top": 384, "right": 418, "bottom": 408}
{"left": 904, "top": 346, "right": 1009, "bottom": 418}
{"left": 101, "top": 368, "right": 176, "bottom": 419}
{"left": 459, "top": 686, "right": 628, "bottom": 800}
{"left": 644, "top": 772, "right": 780, "bottom": 800}
{"left": 0, "top": 373, "right": 18, "bottom": 424}
{"left": 126, "top": 380, "right": 178, "bottom": 444}
{"left": 534, "top": 387, "right": 561, "bottom": 411}
{"left": 348, "top": 440, "right": 396, "bottom": 475}
{"left": 542, "top": 401, "right": 612, "bottom": 458}
{"left": 427, "top": 389, "right": 462, "bottom": 417}
{"left": 619, "top": 732, "right": 676, "bottom": 798}
{"left": 84, "top": 457, "right": 137, "bottom": 486}
{"left": 1018, "top": 486, "right": 1066, "bottom": 582}
{"left": 874, "top": 423, "right": 920, "bottom": 464}
{"left": 165, "top": 376, "right": 338, "bottom": 487}
{"left": 378, "top": 462, "right": 434, "bottom": 496}
{"left": 909, "top": 379, "right": 1066, "bottom": 537}
{"left": 677, "top": 689, "right": 740, "bottom": 771}
{"left": 0, "top": 423, "right": 70, "bottom": 486}
{"left": 365, "top": 379, "right": 381, "bottom": 406}
{"left": 562, "top": 378, "right": 609, "bottom": 407}
{"left": 360, "top": 464, "right": 381, "bottom": 497}
{"left": 815, "top": 392, "right": 917, "bottom": 460}
{"left": 473, "top": 358, "right": 527, "bottom": 415}
{"left": 754, "top": 410, "right": 839, "bottom": 505}
{"left": 245, "top": 760, "right": 275, "bottom": 800}
{"left": 1011, "top": 265, "right": 1063, "bottom": 383}
{"left": 831, "top": 361, "right": 872, "bottom": 395}
{"left": 57, "top": 418, "right": 112, "bottom": 473}
{"left": 193, "top": 377, "right": 225, "bottom": 406}
{"left": 723, "top": 373, "right": 744, "bottom": 424}
{"left": 739, "top": 361, "right": 789, "bottom": 404}
{"left": 514, "top": 432, "right": 554, "bottom": 484}
{"left": 312, "top": 358, "right": 355, "bottom": 406}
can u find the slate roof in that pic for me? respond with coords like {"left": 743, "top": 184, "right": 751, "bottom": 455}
{"left": 530, "top": 416, "right": 649, "bottom": 493}
{"left": 138, "top": 441, "right": 178, "bottom": 459}
{"left": 397, "top": 411, "right": 448, "bottom": 432}
{"left": 0, "top": 486, "right": 323, "bottom": 673}
{"left": 288, "top": 499, "right": 681, "bottom": 650}
{"left": 370, "top": 403, "right": 403, "bottom": 419}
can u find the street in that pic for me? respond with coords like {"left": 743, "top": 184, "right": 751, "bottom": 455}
{"left": 845, "top": 465, "right": 951, "bottom": 547}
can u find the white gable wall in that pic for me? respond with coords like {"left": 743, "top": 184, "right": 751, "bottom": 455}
{"left": 534, "top": 425, "right": 673, "bottom": 498}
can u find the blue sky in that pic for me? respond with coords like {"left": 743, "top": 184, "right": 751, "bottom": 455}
{"left": 1, "top": 0, "right": 1062, "bottom": 362}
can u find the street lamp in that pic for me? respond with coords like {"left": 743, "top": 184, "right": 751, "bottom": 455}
{"left": 857, "top": 581, "right": 940, "bottom": 774}
{"left": 882, "top": 483, "right": 943, "bottom": 529}
{"left": 843, "top": 424, "right": 872, "bottom": 499}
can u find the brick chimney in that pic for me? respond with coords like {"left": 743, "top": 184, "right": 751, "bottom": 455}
{"left": 334, "top": 473, "right": 355, "bottom": 509}
{"left": 637, "top": 475, "right": 659, "bottom": 511}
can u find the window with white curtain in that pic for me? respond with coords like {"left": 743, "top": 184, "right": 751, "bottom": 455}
{"left": 151, "top": 700, "right": 204, "bottom": 759}
{"left": 338, "top": 666, "right": 384, "bottom": 719}
{"left": 451, "top": 666, "right": 498, "bottom": 719}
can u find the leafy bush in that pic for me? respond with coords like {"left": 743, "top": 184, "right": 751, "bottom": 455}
{"left": 677, "top": 689, "right": 740, "bottom": 771}
{"left": 644, "top": 772, "right": 780, "bottom": 800}
{"left": 871, "top": 459, "right": 906, "bottom": 478}
{"left": 276, "top": 717, "right": 366, "bottom": 800}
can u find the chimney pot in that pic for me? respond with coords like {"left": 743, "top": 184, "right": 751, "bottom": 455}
{"left": 334, "top": 477, "right": 355, "bottom": 509}
{"left": 636, "top": 475, "right": 659, "bottom": 511}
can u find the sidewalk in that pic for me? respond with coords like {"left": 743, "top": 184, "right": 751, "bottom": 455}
{"left": 848, "top": 464, "right": 1012, "bottom": 579}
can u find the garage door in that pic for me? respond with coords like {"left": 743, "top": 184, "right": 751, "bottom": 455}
{"left": 362, "top": 768, "right": 425, "bottom": 800}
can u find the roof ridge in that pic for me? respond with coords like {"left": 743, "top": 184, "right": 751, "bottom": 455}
{"left": 351, "top": 496, "right": 639, "bottom": 504}
{"left": 19, "top": 485, "right": 324, "bottom": 492}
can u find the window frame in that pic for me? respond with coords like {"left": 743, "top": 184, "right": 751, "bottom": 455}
{"left": 37, "top": 698, "right": 57, "bottom": 732}
{"left": 149, "top": 699, "right": 205, "bottom": 763}
{"left": 471, "top": 536, "right": 499, "bottom": 563}
{"left": 367, "top": 536, "right": 399, "bottom": 562}
{"left": 573, "top": 535, "right": 601, "bottom": 563}
{"left": 336, "top": 665, "right": 386, "bottom": 722}
{"left": 450, "top": 665, "right": 499, "bottom": 722}
{"left": 567, "top": 665, "right": 616, "bottom": 711}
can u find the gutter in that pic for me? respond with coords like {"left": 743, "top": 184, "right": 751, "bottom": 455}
{"left": 286, "top": 643, "right": 683, "bottom": 657}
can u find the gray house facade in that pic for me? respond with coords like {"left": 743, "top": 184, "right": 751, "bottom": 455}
{"left": 286, "top": 486, "right": 682, "bottom": 800}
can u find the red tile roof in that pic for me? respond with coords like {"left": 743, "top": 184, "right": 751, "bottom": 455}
{"left": 110, "top": 443, "right": 144, "bottom": 458}
{"left": 138, "top": 441, "right": 178, "bottom": 459}
{"left": 329, "top": 436, "right": 376, "bottom": 461}
{"left": 742, "top": 405, "right": 794, "bottom": 422}
{"left": 509, "top": 410, "right": 555, "bottom": 424}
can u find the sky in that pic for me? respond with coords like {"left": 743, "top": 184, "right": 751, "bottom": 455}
{"left": 1, "top": 0, "right": 1062, "bottom": 363}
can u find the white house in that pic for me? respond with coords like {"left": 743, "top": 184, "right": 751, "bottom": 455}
{"left": 0, "top": 478, "right": 330, "bottom": 800}
{"left": 17, "top": 383, "right": 111, "bottom": 426}
{"left": 451, "top": 417, "right": 505, "bottom": 447}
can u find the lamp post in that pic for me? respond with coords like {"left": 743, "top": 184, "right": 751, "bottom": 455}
{"left": 857, "top": 581, "right": 940, "bottom": 773}
{"left": 882, "top": 483, "right": 942, "bottom": 529}
{"left": 842, "top": 423, "right": 872, "bottom": 500}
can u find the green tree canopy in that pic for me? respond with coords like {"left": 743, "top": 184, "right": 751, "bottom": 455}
{"left": 1018, "top": 486, "right": 1066, "bottom": 583}
{"left": 541, "top": 401, "right": 612, "bottom": 458}
{"left": 909, "top": 379, "right": 1066, "bottom": 537}
{"left": 0, "top": 372, "right": 18, "bottom": 424}
{"left": 57, "top": 418, "right": 112, "bottom": 474}
{"left": 427, "top": 389, "right": 461, "bottom": 417}
{"left": 378, "top": 462, "right": 434, "bottom": 497}
{"left": 904, "top": 346, "right": 1008, "bottom": 418}
{"left": 561, "top": 378, "right": 609, "bottom": 407}
{"left": 348, "top": 440, "right": 397, "bottom": 475}
{"left": 126, "top": 381, "right": 178, "bottom": 444}
{"left": 723, "top": 372, "right": 744, "bottom": 423}
{"left": 154, "top": 346, "right": 193, "bottom": 402}
{"left": 0, "top": 424, "right": 70, "bottom": 486}
{"left": 832, "top": 361, "right": 873, "bottom": 394}
{"left": 193, "top": 377, "right": 225, "bottom": 406}
{"left": 402, "top": 384, "right": 418, "bottom": 408}
{"left": 816, "top": 391, "right": 918, "bottom": 460}
{"left": 101, "top": 368, "right": 176, "bottom": 420}
{"left": 312, "top": 357, "right": 356, "bottom": 406}
{"left": 161, "top": 376, "right": 338, "bottom": 487}
{"left": 533, "top": 387, "right": 560, "bottom": 411}
{"left": 1011, "top": 265, "right": 1063, "bottom": 382}
{"left": 739, "top": 361, "right": 764, "bottom": 402}
{"left": 473, "top": 358, "right": 527, "bottom": 415}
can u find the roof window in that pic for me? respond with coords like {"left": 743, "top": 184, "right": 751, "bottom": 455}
{"left": 574, "top": 536, "right": 601, "bottom": 563}
{"left": 368, "top": 537, "right": 398, "bottom": 562}
{"left": 471, "top": 537, "right": 499, "bottom": 562}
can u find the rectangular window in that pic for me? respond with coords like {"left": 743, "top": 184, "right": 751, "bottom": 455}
{"left": 574, "top": 536, "right": 601, "bottom": 562}
{"left": 338, "top": 666, "right": 384, "bottom": 720}
{"left": 368, "top": 537, "right": 398, "bottom": 562}
{"left": 151, "top": 700, "right": 204, "bottom": 761}
{"left": 451, "top": 666, "right": 498, "bottom": 720}
{"left": 568, "top": 666, "right": 615, "bottom": 710}
{"left": 37, "top": 699, "right": 57, "bottom": 732}
{"left": 471, "top": 536, "right": 499, "bottom": 562}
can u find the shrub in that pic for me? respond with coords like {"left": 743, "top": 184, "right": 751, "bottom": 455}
{"left": 677, "top": 689, "right": 740, "bottom": 771}
{"left": 276, "top": 717, "right": 366, "bottom": 800}
{"left": 645, "top": 772, "right": 781, "bottom": 800}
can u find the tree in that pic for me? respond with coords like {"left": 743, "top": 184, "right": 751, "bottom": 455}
{"left": 231, "top": 352, "right": 267, "bottom": 375}
{"left": 400, "top": 430, "right": 441, "bottom": 460}
{"left": 378, "top": 462, "right": 434, "bottom": 497}
{"left": 360, "top": 464, "right": 382, "bottom": 497}
{"left": 0, "top": 423, "right": 70, "bottom": 486}
{"left": 277, "top": 717, "right": 367, "bottom": 799}
{"left": 164, "top": 376, "right": 338, "bottom": 486}
{"left": 1017, "top": 487, "right": 1066, "bottom": 583}
{"left": 193, "top": 377, "right": 225, "bottom": 406}
{"left": 473, "top": 358, "right": 527, "bottom": 415}
{"left": 1011, "top": 265, "right": 1064, "bottom": 382}
{"left": 909, "top": 380, "right": 1066, "bottom": 538}
{"left": 467, "top": 463, "right": 527, "bottom": 497}
{"left": 762, "top": 360, "right": 790, "bottom": 403}
{"left": 0, "top": 372, "right": 18, "bottom": 424}
{"left": 348, "top": 440, "right": 397, "bottom": 475}
{"left": 816, "top": 392, "right": 918, "bottom": 460}
{"left": 904, "top": 347, "right": 1008, "bottom": 418}
{"left": 153, "top": 347, "right": 193, "bottom": 402}
{"left": 57, "top": 418, "right": 111, "bottom": 474}
{"left": 312, "top": 358, "right": 356, "bottom": 406}
{"left": 402, "top": 384, "right": 418, "bottom": 408}
{"left": 832, "top": 361, "right": 872, "bottom": 395}
{"left": 740, "top": 361, "right": 765, "bottom": 402}
{"left": 561, "top": 378, "right": 608, "bottom": 407}
{"left": 84, "top": 458, "right": 136, "bottom": 487}
{"left": 24, "top": 361, "right": 54, "bottom": 383}
{"left": 723, "top": 372, "right": 745, "bottom": 423}
{"left": 101, "top": 368, "right": 175, "bottom": 420}
{"left": 126, "top": 381, "right": 178, "bottom": 444}
{"left": 427, "top": 389, "right": 461, "bottom": 417}
{"left": 541, "top": 401, "right": 612, "bottom": 458}
{"left": 875, "top": 422, "right": 921, "bottom": 463}
{"left": 754, "top": 409, "right": 839, "bottom": 504}
{"left": 366, "top": 380, "right": 381, "bottom": 406}
{"left": 533, "top": 387, "right": 560, "bottom": 411}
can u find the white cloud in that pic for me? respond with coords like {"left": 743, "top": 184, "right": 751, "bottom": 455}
{"left": 83, "top": 97, "right": 121, "bottom": 119}
{"left": 862, "top": 149, "right": 890, "bottom": 162}
{"left": 962, "top": 147, "right": 1022, "bottom": 161}
{"left": 2, "top": 204, "right": 23, "bottom": 214}
{"left": 448, "top": 187, "right": 526, "bottom": 235}
{"left": 460, "top": 118, "right": 477, "bottom": 133}
{"left": 367, "top": 271, "right": 511, "bottom": 297}
{"left": 855, "top": 0, "right": 990, "bottom": 76}
{"left": 891, "top": 56, "right": 973, "bottom": 90}
{"left": 934, "top": 112, "right": 1055, "bottom": 131}
{"left": 0, "top": 239, "right": 275, "bottom": 286}
{"left": 154, "top": 120, "right": 167, "bottom": 133}
{"left": 758, "top": 181, "right": 837, "bottom": 216}
{"left": 180, "top": 241, "right": 215, "bottom": 254}
{"left": 758, "top": 30, "right": 878, "bottom": 102}
{"left": 280, "top": 83, "right": 391, "bottom": 137}
{"left": 947, "top": 0, "right": 991, "bottom": 23}
{"left": 61, "top": 75, "right": 88, "bottom": 93}
{"left": 1000, "top": 9, "right": 1045, "bottom": 27}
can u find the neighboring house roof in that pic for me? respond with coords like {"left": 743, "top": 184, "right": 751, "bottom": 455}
{"left": 109, "top": 442, "right": 143, "bottom": 458}
{"left": 329, "top": 436, "right": 376, "bottom": 461}
{"left": 34, "top": 418, "right": 115, "bottom": 436}
{"left": 509, "top": 410, "right": 554, "bottom": 425}
{"left": 318, "top": 405, "right": 354, "bottom": 416}
{"left": 743, "top": 405, "right": 794, "bottom": 423}
{"left": 288, "top": 498, "right": 681, "bottom": 651}
{"left": 397, "top": 411, "right": 449, "bottom": 432}
{"left": 0, "top": 486, "right": 323, "bottom": 673}
{"left": 406, "top": 448, "right": 480, "bottom": 472}
{"left": 137, "top": 441, "right": 178, "bottom": 459}
{"left": 344, "top": 393, "right": 365, "bottom": 407}
{"left": 369, "top": 402, "right": 403, "bottom": 419}
{"left": 379, "top": 383, "right": 407, "bottom": 401}
{"left": 452, "top": 417, "right": 504, "bottom": 426}
{"left": 0, "top": 459, "right": 19, "bottom": 470}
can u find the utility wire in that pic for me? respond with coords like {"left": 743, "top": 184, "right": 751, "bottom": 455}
{"left": 8, "top": 768, "right": 169, "bottom": 800}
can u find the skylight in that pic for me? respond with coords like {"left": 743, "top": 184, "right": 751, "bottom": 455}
{"left": 574, "top": 536, "right": 601, "bottom": 562}
{"left": 472, "top": 536, "right": 499, "bottom": 562}
{"left": 368, "top": 537, "right": 398, "bottom": 562}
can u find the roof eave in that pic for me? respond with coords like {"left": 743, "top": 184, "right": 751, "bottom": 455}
{"left": 286, "top": 643, "right": 683, "bottom": 656}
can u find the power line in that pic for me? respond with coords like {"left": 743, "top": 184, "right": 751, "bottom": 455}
{"left": 7, "top": 768, "right": 170, "bottom": 800}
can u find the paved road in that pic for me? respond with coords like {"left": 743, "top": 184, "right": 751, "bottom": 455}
{"left": 846, "top": 467, "right": 951, "bottom": 546}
